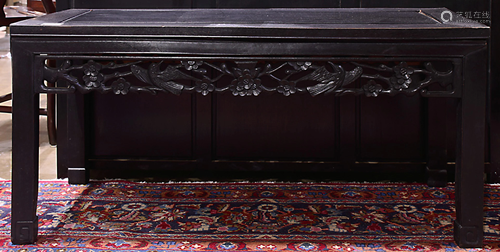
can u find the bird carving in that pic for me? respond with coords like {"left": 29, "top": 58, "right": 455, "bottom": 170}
{"left": 300, "top": 63, "right": 363, "bottom": 96}
{"left": 131, "top": 62, "right": 198, "bottom": 95}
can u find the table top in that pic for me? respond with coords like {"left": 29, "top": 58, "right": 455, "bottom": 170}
{"left": 10, "top": 8, "right": 489, "bottom": 40}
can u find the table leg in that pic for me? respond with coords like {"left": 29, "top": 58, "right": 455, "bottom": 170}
{"left": 453, "top": 48, "right": 487, "bottom": 248}
{"left": 67, "top": 91, "right": 88, "bottom": 184}
{"left": 426, "top": 97, "right": 448, "bottom": 187}
{"left": 489, "top": 0, "right": 500, "bottom": 183}
{"left": 10, "top": 45, "right": 40, "bottom": 244}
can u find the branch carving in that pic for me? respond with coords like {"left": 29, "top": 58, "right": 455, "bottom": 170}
{"left": 41, "top": 59, "right": 455, "bottom": 97}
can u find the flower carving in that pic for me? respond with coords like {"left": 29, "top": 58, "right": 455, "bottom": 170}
{"left": 195, "top": 79, "right": 215, "bottom": 96}
{"left": 230, "top": 68, "right": 262, "bottom": 96}
{"left": 42, "top": 60, "right": 452, "bottom": 98}
{"left": 82, "top": 61, "right": 104, "bottom": 88}
{"left": 182, "top": 60, "right": 203, "bottom": 70}
{"left": 363, "top": 81, "right": 383, "bottom": 97}
{"left": 277, "top": 81, "right": 297, "bottom": 96}
{"left": 111, "top": 78, "right": 131, "bottom": 95}
{"left": 390, "top": 62, "right": 414, "bottom": 90}
{"left": 289, "top": 61, "right": 312, "bottom": 71}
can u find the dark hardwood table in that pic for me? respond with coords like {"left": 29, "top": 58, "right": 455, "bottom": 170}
{"left": 10, "top": 8, "right": 489, "bottom": 247}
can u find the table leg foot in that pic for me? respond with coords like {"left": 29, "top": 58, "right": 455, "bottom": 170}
{"left": 454, "top": 221, "right": 483, "bottom": 248}
{"left": 11, "top": 217, "right": 38, "bottom": 245}
{"left": 426, "top": 166, "right": 447, "bottom": 187}
{"left": 487, "top": 166, "right": 500, "bottom": 183}
{"left": 68, "top": 167, "right": 89, "bottom": 184}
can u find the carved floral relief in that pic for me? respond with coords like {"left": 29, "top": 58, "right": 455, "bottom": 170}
{"left": 42, "top": 59, "right": 454, "bottom": 97}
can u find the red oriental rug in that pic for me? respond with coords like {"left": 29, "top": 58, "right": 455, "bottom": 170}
{"left": 0, "top": 180, "right": 499, "bottom": 251}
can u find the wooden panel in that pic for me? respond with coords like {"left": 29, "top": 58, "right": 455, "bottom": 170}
{"left": 64, "top": 9, "right": 438, "bottom": 25}
{"left": 70, "top": 0, "right": 192, "bottom": 9}
{"left": 360, "top": 0, "right": 489, "bottom": 11}
{"left": 357, "top": 95, "right": 424, "bottom": 161}
{"left": 90, "top": 93, "right": 194, "bottom": 158}
{"left": 215, "top": 94, "right": 338, "bottom": 160}
{"left": 57, "top": 0, "right": 344, "bottom": 9}
{"left": 215, "top": 0, "right": 340, "bottom": 8}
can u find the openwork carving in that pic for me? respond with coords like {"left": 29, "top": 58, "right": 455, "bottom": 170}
{"left": 41, "top": 59, "right": 455, "bottom": 97}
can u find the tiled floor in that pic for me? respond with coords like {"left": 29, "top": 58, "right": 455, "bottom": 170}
{"left": 0, "top": 29, "right": 57, "bottom": 180}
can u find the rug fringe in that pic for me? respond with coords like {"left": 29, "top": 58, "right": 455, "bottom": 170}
{"left": 88, "top": 178, "right": 430, "bottom": 185}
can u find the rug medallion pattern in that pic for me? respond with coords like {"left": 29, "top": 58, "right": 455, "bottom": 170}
{"left": 0, "top": 181, "right": 499, "bottom": 251}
